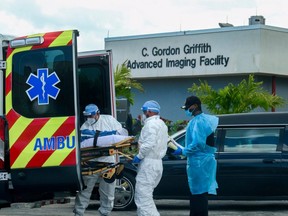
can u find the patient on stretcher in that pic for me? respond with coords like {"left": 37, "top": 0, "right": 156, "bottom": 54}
{"left": 80, "top": 129, "right": 132, "bottom": 148}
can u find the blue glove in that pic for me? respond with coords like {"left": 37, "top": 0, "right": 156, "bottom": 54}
{"left": 172, "top": 146, "right": 182, "bottom": 155}
{"left": 132, "top": 155, "right": 142, "bottom": 164}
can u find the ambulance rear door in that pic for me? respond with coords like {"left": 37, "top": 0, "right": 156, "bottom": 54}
{"left": 78, "top": 50, "right": 116, "bottom": 125}
{"left": 5, "top": 30, "right": 82, "bottom": 193}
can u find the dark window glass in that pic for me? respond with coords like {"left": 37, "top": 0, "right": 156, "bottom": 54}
{"left": 223, "top": 128, "right": 281, "bottom": 153}
{"left": 175, "top": 132, "right": 186, "bottom": 148}
{"left": 174, "top": 129, "right": 218, "bottom": 148}
{"left": 78, "top": 61, "right": 111, "bottom": 125}
{"left": 12, "top": 46, "right": 74, "bottom": 118}
{"left": 167, "top": 129, "right": 218, "bottom": 161}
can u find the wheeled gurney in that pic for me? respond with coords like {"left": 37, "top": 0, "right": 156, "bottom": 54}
{"left": 80, "top": 136, "right": 137, "bottom": 182}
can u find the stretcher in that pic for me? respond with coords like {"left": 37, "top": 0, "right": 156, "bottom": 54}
{"left": 80, "top": 136, "right": 137, "bottom": 183}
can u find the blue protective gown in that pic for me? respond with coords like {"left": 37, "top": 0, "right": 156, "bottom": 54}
{"left": 182, "top": 113, "right": 219, "bottom": 195}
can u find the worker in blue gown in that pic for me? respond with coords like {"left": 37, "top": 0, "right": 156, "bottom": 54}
{"left": 173, "top": 95, "right": 219, "bottom": 216}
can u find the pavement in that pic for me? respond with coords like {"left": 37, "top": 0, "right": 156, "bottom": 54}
{"left": 1, "top": 197, "right": 288, "bottom": 216}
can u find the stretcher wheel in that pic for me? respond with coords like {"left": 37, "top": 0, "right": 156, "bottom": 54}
{"left": 103, "top": 174, "right": 116, "bottom": 183}
{"left": 115, "top": 172, "right": 123, "bottom": 179}
{"left": 115, "top": 164, "right": 125, "bottom": 179}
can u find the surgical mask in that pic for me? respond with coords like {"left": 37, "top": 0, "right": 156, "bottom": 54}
{"left": 185, "top": 108, "right": 195, "bottom": 117}
{"left": 87, "top": 117, "right": 97, "bottom": 125}
{"left": 141, "top": 114, "right": 147, "bottom": 125}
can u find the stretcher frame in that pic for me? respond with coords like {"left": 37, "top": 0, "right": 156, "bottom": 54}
{"left": 80, "top": 137, "right": 137, "bottom": 182}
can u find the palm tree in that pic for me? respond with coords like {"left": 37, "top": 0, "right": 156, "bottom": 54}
{"left": 188, "top": 74, "right": 286, "bottom": 114}
{"left": 114, "top": 60, "right": 144, "bottom": 105}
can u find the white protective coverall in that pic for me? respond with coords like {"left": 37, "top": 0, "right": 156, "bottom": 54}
{"left": 74, "top": 114, "right": 126, "bottom": 216}
{"left": 134, "top": 115, "right": 168, "bottom": 216}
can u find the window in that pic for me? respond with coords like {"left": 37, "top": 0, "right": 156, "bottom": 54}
{"left": 12, "top": 46, "right": 74, "bottom": 118}
{"left": 223, "top": 128, "right": 281, "bottom": 153}
{"left": 78, "top": 56, "right": 112, "bottom": 125}
{"left": 175, "top": 132, "right": 186, "bottom": 148}
{"left": 167, "top": 129, "right": 218, "bottom": 161}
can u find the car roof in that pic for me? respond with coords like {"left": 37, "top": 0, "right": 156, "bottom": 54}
{"left": 218, "top": 112, "right": 288, "bottom": 126}
{"left": 170, "top": 112, "right": 288, "bottom": 139}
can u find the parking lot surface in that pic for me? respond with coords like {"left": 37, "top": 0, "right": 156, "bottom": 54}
{"left": 1, "top": 198, "right": 288, "bottom": 216}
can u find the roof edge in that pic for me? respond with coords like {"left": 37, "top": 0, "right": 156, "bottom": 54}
{"left": 105, "top": 24, "right": 288, "bottom": 42}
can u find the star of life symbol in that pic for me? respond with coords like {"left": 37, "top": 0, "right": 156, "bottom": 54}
{"left": 26, "top": 68, "right": 60, "bottom": 105}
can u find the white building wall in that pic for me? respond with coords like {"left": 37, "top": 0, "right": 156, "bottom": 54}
{"left": 259, "top": 29, "right": 288, "bottom": 74}
{"left": 106, "top": 25, "right": 288, "bottom": 79}
{"left": 105, "top": 25, "right": 288, "bottom": 122}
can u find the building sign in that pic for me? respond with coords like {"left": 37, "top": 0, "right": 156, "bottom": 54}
{"left": 105, "top": 26, "right": 288, "bottom": 78}
{"left": 127, "top": 43, "right": 230, "bottom": 70}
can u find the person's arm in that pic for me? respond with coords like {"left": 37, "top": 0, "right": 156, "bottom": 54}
{"left": 182, "top": 122, "right": 207, "bottom": 156}
{"left": 107, "top": 115, "right": 128, "bottom": 135}
{"left": 137, "top": 121, "right": 158, "bottom": 159}
{"left": 80, "top": 122, "right": 95, "bottom": 142}
{"left": 117, "top": 127, "right": 128, "bottom": 136}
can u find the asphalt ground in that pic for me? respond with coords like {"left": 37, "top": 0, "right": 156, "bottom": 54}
{"left": 1, "top": 198, "right": 288, "bottom": 215}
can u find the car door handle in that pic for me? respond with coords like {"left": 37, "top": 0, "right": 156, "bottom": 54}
{"left": 262, "top": 159, "right": 275, "bottom": 164}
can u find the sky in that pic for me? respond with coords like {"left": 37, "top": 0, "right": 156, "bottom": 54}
{"left": 1, "top": 0, "right": 288, "bottom": 52}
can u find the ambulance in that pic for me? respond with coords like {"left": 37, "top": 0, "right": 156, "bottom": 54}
{"left": 0, "top": 30, "right": 117, "bottom": 204}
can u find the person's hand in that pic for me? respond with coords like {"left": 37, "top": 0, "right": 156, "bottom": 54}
{"left": 172, "top": 146, "right": 182, "bottom": 155}
{"left": 132, "top": 155, "right": 142, "bottom": 164}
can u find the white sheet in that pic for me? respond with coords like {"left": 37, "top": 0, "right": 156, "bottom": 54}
{"left": 81, "top": 135, "right": 131, "bottom": 148}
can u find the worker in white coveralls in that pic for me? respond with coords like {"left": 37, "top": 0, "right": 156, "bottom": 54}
{"left": 74, "top": 104, "right": 127, "bottom": 216}
{"left": 132, "top": 100, "right": 169, "bottom": 216}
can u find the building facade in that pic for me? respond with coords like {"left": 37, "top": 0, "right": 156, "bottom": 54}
{"left": 105, "top": 18, "right": 288, "bottom": 122}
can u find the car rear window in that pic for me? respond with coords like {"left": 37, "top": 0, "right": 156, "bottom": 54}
{"left": 223, "top": 128, "right": 281, "bottom": 153}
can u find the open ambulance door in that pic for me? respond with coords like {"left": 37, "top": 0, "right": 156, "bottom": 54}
{"left": 78, "top": 50, "right": 116, "bottom": 126}
{"left": 5, "top": 30, "right": 82, "bottom": 195}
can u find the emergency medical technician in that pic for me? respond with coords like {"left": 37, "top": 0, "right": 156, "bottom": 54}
{"left": 173, "top": 96, "right": 219, "bottom": 216}
{"left": 132, "top": 100, "right": 168, "bottom": 216}
{"left": 74, "top": 104, "right": 127, "bottom": 216}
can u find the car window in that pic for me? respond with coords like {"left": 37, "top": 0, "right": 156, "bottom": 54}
{"left": 166, "top": 129, "right": 219, "bottom": 161}
{"left": 223, "top": 128, "right": 281, "bottom": 153}
{"left": 174, "top": 129, "right": 218, "bottom": 148}
{"left": 175, "top": 133, "right": 185, "bottom": 148}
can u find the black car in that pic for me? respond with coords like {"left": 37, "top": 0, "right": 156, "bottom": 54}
{"left": 113, "top": 112, "right": 288, "bottom": 210}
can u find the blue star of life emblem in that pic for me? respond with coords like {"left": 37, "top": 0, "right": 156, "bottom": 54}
{"left": 26, "top": 68, "right": 60, "bottom": 105}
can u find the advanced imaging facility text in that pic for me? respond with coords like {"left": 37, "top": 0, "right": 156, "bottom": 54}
{"left": 127, "top": 43, "right": 230, "bottom": 69}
